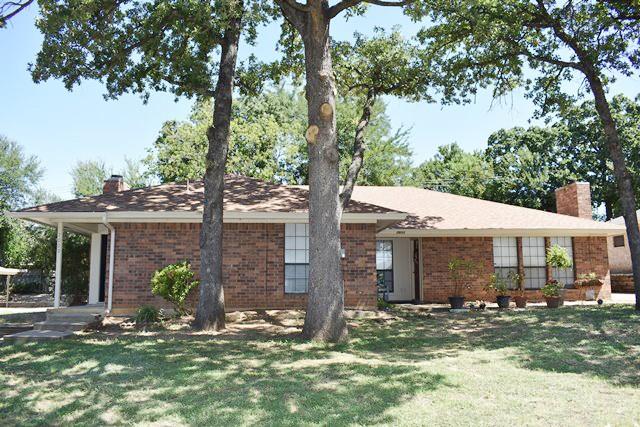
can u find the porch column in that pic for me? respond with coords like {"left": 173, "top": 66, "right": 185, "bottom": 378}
{"left": 106, "top": 226, "right": 115, "bottom": 313}
{"left": 88, "top": 233, "right": 102, "bottom": 304}
{"left": 54, "top": 222, "right": 63, "bottom": 308}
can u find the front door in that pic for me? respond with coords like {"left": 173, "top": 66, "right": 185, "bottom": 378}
{"left": 376, "top": 238, "right": 415, "bottom": 301}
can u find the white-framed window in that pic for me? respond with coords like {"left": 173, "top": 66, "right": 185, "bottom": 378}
{"left": 550, "top": 236, "right": 574, "bottom": 286}
{"left": 376, "top": 240, "right": 394, "bottom": 293}
{"left": 492, "top": 237, "right": 518, "bottom": 289}
{"left": 522, "top": 237, "right": 546, "bottom": 289}
{"left": 284, "top": 224, "right": 309, "bottom": 293}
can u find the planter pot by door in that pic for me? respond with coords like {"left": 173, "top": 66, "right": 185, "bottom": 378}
{"left": 514, "top": 295, "right": 527, "bottom": 308}
{"left": 448, "top": 296, "right": 465, "bottom": 309}
{"left": 545, "top": 296, "right": 561, "bottom": 308}
{"left": 496, "top": 295, "right": 511, "bottom": 309}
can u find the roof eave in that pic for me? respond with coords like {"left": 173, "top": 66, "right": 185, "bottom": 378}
{"left": 376, "top": 227, "right": 626, "bottom": 238}
{"left": 8, "top": 210, "right": 407, "bottom": 225}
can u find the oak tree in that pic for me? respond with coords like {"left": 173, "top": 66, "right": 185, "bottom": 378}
{"left": 147, "top": 88, "right": 414, "bottom": 185}
{"left": 31, "top": 0, "right": 270, "bottom": 328}
{"left": 416, "top": 0, "right": 640, "bottom": 309}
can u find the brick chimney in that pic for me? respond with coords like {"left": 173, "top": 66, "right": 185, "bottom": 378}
{"left": 555, "top": 182, "right": 592, "bottom": 219}
{"left": 103, "top": 175, "right": 130, "bottom": 194}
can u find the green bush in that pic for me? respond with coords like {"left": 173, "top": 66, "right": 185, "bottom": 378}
{"left": 135, "top": 305, "right": 160, "bottom": 325}
{"left": 150, "top": 261, "right": 198, "bottom": 315}
{"left": 486, "top": 273, "right": 510, "bottom": 296}
{"left": 377, "top": 298, "right": 394, "bottom": 310}
{"left": 546, "top": 244, "right": 573, "bottom": 270}
{"left": 541, "top": 280, "right": 563, "bottom": 297}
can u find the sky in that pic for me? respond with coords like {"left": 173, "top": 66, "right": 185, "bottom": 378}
{"left": 1, "top": 5, "right": 638, "bottom": 200}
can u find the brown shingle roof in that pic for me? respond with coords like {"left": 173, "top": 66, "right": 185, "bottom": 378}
{"left": 349, "top": 186, "right": 624, "bottom": 233}
{"left": 17, "top": 175, "right": 397, "bottom": 215}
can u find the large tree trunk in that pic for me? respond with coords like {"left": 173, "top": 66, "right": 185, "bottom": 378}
{"left": 299, "top": 4, "right": 348, "bottom": 342}
{"left": 194, "top": 12, "right": 243, "bottom": 330}
{"left": 586, "top": 71, "right": 640, "bottom": 310}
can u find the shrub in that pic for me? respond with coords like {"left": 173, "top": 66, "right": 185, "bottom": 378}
{"left": 135, "top": 305, "right": 160, "bottom": 325}
{"left": 150, "top": 261, "right": 198, "bottom": 315}
{"left": 575, "top": 272, "right": 602, "bottom": 287}
{"left": 486, "top": 273, "right": 510, "bottom": 296}
{"left": 541, "top": 280, "right": 563, "bottom": 297}
{"left": 377, "top": 298, "right": 394, "bottom": 310}
{"left": 448, "top": 257, "right": 482, "bottom": 297}
{"left": 546, "top": 244, "right": 573, "bottom": 270}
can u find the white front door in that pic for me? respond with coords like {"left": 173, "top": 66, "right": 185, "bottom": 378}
{"left": 384, "top": 238, "right": 415, "bottom": 301}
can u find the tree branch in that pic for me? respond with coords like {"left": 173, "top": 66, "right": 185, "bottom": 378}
{"left": 274, "top": 0, "right": 307, "bottom": 31}
{"left": 284, "top": 0, "right": 311, "bottom": 13}
{"left": 340, "top": 90, "right": 376, "bottom": 210}
{"left": 328, "top": 0, "right": 412, "bottom": 19}
{"left": 522, "top": 50, "right": 583, "bottom": 70}
{"left": 0, "top": 0, "right": 34, "bottom": 27}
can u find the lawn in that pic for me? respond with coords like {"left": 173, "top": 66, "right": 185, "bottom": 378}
{"left": 1, "top": 305, "right": 639, "bottom": 426}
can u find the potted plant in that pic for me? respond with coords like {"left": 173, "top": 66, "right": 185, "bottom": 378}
{"left": 575, "top": 272, "right": 603, "bottom": 300}
{"left": 486, "top": 273, "right": 511, "bottom": 308}
{"left": 541, "top": 279, "right": 563, "bottom": 308}
{"left": 544, "top": 244, "right": 573, "bottom": 308}
{"left": 448, "top": 257, "right": 481, "bottom": 309}
{"left": 509, "top": 272, "right": 527, "bottom": 308}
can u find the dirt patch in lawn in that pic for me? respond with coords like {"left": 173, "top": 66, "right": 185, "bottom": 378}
{"left": 91, "top": 309, "right": 399, "bottom": 341}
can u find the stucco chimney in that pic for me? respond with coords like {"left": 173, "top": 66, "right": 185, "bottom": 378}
{"left": 555, "top": 182, "right": 592, "bottom": 219}
{"left": 103, "top": 175, "right": 130, "bottom": 194}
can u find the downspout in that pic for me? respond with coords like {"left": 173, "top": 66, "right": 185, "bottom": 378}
{"left": 102, "top": 213, "right": 116, "bottom": 314}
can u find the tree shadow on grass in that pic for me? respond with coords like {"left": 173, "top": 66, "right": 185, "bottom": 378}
{"left": 0, "top": 335, "right": 450, "bottom": 426}
{"left": 348, "top": 305, "right": 640, "bottom": 387}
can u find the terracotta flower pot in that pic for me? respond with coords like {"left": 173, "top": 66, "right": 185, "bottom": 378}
{"left": 545, "top": 296, "right": 561, "bottom": 308}
{"left": 514, "top": 295, "right": 527, "bottom": 308}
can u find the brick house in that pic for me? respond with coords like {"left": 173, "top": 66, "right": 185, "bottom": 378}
{"left": 11, "top": 176, "right": 623, "bottom": 314}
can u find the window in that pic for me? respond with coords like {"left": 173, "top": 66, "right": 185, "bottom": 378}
{"left": 614, "top": 235, "right": 625, "bottom": 247}
{"left": 522, "top": 237, "right": 546, "bottom": 289}
{"left": 284, "top": 224, "right": 309, "bottom": 293}
{"left": 551, "top": 236, "right": 574, "bottom": 286}
{"left": 492, "top": 237, "right": 518, "bottom": 289}
{"left": 376, "top": 240, "right": 394, "bottom": 293}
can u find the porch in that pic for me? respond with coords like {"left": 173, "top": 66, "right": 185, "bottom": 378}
{"left": 6, "top": 213, "right": 117, "bottom": 312}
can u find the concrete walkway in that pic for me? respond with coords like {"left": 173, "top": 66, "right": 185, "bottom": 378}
{"left": 610, "top": 293, "right": 635, "bottom": 304}
{"left": 0, "top": 307, "right": 48, "bottom": 316}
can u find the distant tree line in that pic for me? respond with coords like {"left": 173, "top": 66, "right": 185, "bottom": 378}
{"left": 412, "top": 95, "right": 640, "bottom": 220}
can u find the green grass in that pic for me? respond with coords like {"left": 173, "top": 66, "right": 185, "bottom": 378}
{"left": 1, "top": 306, "right": 639, "bottom": 426}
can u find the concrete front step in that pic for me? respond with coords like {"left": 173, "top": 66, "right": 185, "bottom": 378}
{"left": 46, "top": 312, "right": 102, "bottom": 323}
{"left": 3, "top": 329, "right": 74, "bottom": 342}
{"left": 34, "top": 321, "right": 88, "bottom": 332}
{"left": 48, "top": 305, "right": 105, "bottom": 314}
{"left": 0, "top": 323, "right": 33, "bottom": 336}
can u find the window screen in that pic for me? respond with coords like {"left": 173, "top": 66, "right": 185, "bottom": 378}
{"left": 284, "top": 224, "right": 309, "bottom": 293}
{"left": 522, "top": 237, "right": 546, "bottom": 289}
{"left": 492, "top": 237, "right": 518, "bottom": 289}
{"left": 550, "top": 236, "right": 574, "bottom": 286}
{"left": 376, "top": 240, "right": 394, "bottom": 293}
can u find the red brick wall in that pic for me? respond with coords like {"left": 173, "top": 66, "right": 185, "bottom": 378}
{"left": 421, "top": 237, "right": 494, "bottom": 302}
{"left": 573, "top": 236, "right": 611, "bottom": 299}
{"left": 107, "top": 222, "right": 377, "bottom": 314}
{"left": 611, "top": 274, "right": 634, "bottom": 293}
{"left": 420, "top": 235, "right": 611, "bottom": 303}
